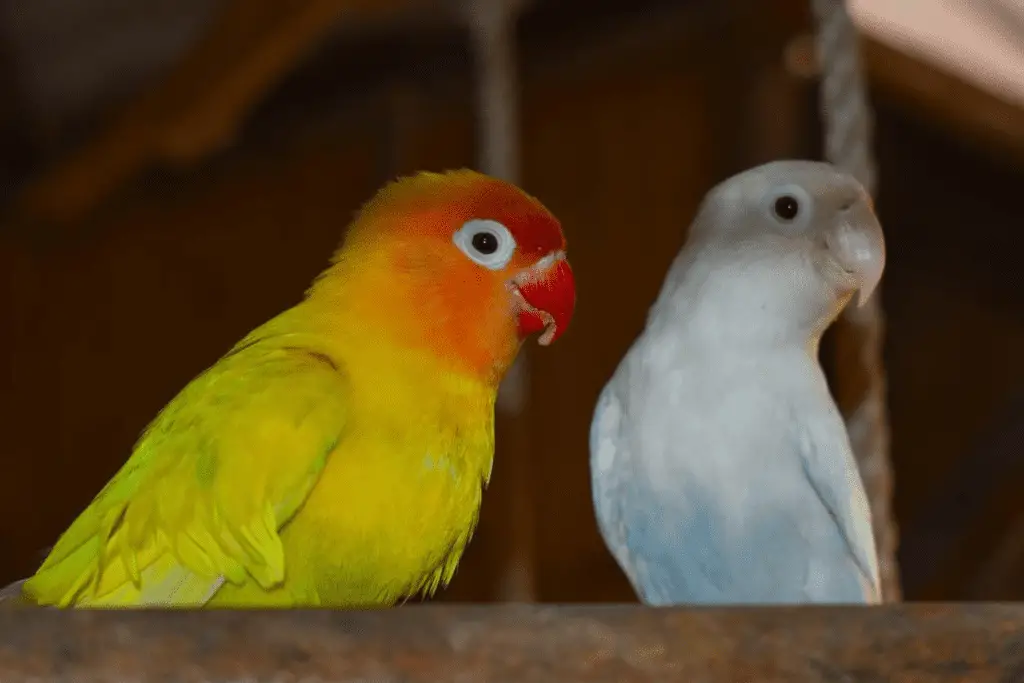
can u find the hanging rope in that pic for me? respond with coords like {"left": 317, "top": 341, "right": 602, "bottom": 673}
{"left": 812, "top": 0, "right": 901, "bottom": 601}
{"left": 462, "top": 0, "right": 535, "bottom": 602}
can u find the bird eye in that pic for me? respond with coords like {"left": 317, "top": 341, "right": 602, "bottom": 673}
{"left": 453, "top": 219, "right": 517, "bottom": 270}
{"left": 764, "top": 184, "right": 812, "bottom": 228}
{"left": 773, "top": 195, "right": 800, "bottom": 221}
{"left": 471, "top": 231, "right": 498, "bottom": 254}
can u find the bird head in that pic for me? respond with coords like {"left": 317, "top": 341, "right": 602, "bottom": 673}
{"left": 315, "top": 169, "right": 576, "bottom": 383}
{"left": 683, "top": 160, "right": 886, "bottom": 338}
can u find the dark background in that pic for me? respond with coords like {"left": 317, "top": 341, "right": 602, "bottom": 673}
{"left": 0, "top": 0, "right": 1022, "bottom": 602}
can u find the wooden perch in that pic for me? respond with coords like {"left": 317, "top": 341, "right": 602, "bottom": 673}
{"left": 1, "top": 604, "right": 1023, "bottom": 681}
{"left": 14, "top": 0, "right": 429, "bottom": 225}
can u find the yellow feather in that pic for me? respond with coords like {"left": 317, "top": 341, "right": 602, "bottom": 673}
{"left": 23, "top": 311, "right": 496, "bottom": 608}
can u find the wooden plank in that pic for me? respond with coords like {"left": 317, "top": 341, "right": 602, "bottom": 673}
{"left": 1, "top": 605, "right": 1023, "bottom": 682}
{"left": 786, "top": 32, "right": 1024, "bottom": 169}
{"left": 850, "top": 0, "right": 1024, "bottom": 110}
{"left": 863, "top": 37, "right": 1024, "bottom": 168}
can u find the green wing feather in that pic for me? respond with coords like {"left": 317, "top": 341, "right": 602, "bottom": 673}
{"left": 24, "top": 339, "right": 348, "bottom": 608}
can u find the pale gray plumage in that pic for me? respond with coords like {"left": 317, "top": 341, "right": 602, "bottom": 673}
{"left": 590, "top": 160, "right": 884, "bottom": 605}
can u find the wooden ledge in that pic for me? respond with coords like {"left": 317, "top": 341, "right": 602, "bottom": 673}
{"left": 0, "top": 604, "right": 1022, "bottom": 681}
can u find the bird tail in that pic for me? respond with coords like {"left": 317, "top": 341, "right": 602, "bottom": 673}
{"left": 0, "top": 579, "right": 39, "bottom": 608}
{"left": 0, "top": 544, "right": 57, "bottom": 608}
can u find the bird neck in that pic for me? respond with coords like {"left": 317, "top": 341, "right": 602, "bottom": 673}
{"left": 651, "top": 256, "right": 841, "bottom": 353}
{"left": 249, "top": 296, "right": 501, "bottom": 431}
{"left": 301, "top": 253, "right": 521, "bottom": 390}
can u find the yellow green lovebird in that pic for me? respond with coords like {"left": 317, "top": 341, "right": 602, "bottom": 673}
{"left": 11, "top": 169, "right": 576, "bottom": 608}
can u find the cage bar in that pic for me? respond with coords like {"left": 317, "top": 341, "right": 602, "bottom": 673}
{"left": 0, "top": 604, "right": 1022, "bottom": 682}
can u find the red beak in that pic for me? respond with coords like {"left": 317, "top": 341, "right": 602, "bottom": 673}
{"left": 511, "top": 252, "right": 576, "bottom": 346}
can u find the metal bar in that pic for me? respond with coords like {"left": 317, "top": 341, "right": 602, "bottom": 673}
{"left": 1, "top": 604, "right": 1023, "bottom": 682}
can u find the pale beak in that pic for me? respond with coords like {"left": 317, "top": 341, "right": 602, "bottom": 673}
{"left": 825, "top": 205, "right": 886, "bottom": 307}
{"left": 509, "top": 250, "right": 576, "bottom": 345}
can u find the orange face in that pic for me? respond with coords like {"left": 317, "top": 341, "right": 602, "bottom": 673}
{"left": 327, "top": 170, "right": 576, "bottom": 382}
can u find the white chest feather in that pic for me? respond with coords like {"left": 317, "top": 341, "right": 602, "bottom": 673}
{"left": 590, "top": 323, "right": 880, "bottom": 604}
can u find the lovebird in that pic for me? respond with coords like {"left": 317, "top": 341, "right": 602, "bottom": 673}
{"left": 8, "top": 169, "right": 576, "bottom": 608}
{"left": 590, "top": 160, "right": 884, "bottom": 605}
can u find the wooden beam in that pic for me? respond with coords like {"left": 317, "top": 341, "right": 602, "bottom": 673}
{"left": 13, "top": 0, "right": 431, "bottom": 225}
{"left": 786, "top": 32, "right": 1024, "bottom": 169}
{"left": 1, "top": 605, "right": 1023, "bottom": 681}
{"left": 863, "top": 36, "right": 1024, "bottom": 168}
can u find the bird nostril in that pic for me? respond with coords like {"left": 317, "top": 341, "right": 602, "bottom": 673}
{"left": 839, "top": 200, "right": 854, "bottom": 212}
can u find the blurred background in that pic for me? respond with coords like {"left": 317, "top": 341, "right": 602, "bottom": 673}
{"left": 0, "top": 0, "right": 1022, "bottom": 603}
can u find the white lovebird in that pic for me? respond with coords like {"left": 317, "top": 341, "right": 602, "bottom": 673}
{"left": 590, "top": 160, "right": 885, "bottom": 605}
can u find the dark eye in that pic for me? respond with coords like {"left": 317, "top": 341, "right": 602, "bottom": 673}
{"left": 471, "top": 231, "right": 498, "bottom": 255}
{"left": 453, "top": 219, "right": 517, "bottom": 270}
{"left": 773, "top": 195, "right": 800, "bottom": 221}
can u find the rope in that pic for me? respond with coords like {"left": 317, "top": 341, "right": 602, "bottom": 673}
{"left": 462, "top": 0, "right": 535, "bottom": 602}
{"left": 812, "top": 0, "right": 901, "bottom": 601}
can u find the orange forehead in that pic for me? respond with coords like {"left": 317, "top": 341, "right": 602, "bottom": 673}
{"left": 349, "top": 169, "right": 565, "bottom": 260}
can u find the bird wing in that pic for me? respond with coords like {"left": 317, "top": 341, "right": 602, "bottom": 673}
{"left": 589, "top": 382, "right": 631, "bottom": 566}
{"left": 23, "top": 342, "right": 348, "bottom": 607}
{"left": 798, "top": 413, "right": 882, "bottom": 601}
{"left": 591, "top": 347, "right": 881, "bottom": 605}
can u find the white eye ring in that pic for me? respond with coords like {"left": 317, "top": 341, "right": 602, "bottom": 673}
{"left": 765, "top": 183, "right": 813, "bottom": 229}
{"left": 452, "top": 219, "right": 517, "bottom": 270}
